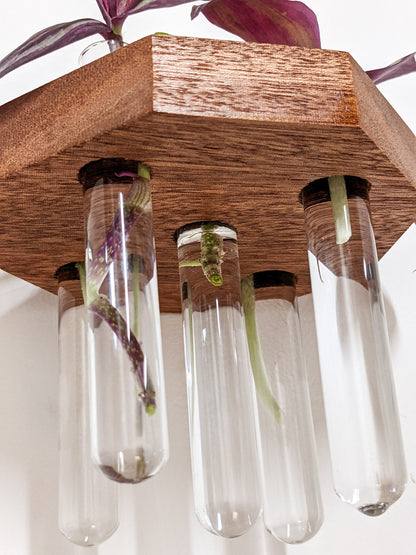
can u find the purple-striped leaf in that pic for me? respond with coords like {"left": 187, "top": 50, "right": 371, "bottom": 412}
{"left": 98, "top": 0, "right": 197, "bottom": 30}
{"left": 366, "top": 53, "right": 416, "bottom": 85}
{"left": 0, "top": 19, "right": 111, "bottom": 79}
{"left": 97, "top": 0, "right": 120, "bottom": 20}
{"left": 122, "top": 0, "right": 198, "bottom": 15}
{"left": 95, "top": 0, "right": 113, "bottom": 26}
{"left": 87, "top": 172, "right": 150, "bottom": 294}
{"left": 191, "top": 0, "right": 321, "bottom": 48}
{"left": 116, "top": 0, "right": 144, "bottom": 14}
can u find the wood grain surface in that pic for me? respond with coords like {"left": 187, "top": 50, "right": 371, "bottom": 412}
{"left": 0, "top": 35, "right": 415, "bottom": 312}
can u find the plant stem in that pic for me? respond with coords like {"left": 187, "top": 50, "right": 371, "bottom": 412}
{"left": 76, "top": 261, "right": 87, "bottom": 303}
{"left": 178, "top": 224, "right": 224, "bottom": 286}
{"left": 179, "top": 260, "right": 201, "bottom": 268}
{"left": 108, "top": 28, "right": 124, "bottom": 51}
{"left": 328, "top": 175, "right": 352, "bottom": 245}
{"left": 200, "top": 224, "right": 224, "bottom": 286}
{"left": 132, "top": 254, "right": 141, "bottom": 340}
{"left": 185, "top": 282, "right": 196, "bottom": 432}
{"left": 84, "top": 164, "right": 156, "bottom": 415}
{"left": 79, "top": 259, "right": 154, "bottom": 411}
{"left": 241, "top": 275, "right": 282, "bottom": 423}
{"left": 87, "top": 164, "right": 150, "bottom": 302}
{"left": 89, "top": 294, "right": 156, "bottom": 415}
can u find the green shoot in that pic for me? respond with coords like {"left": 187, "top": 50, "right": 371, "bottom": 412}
{"left": 179, "top": 260, "right": 202, "bottom": 268}
{"left": 241, "top": 275, "right": 282, "bottom": 423}
{"left": 328, "top": 175, "right": 352, "bottom": 245}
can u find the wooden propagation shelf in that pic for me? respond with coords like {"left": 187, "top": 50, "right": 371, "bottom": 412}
{"left": 0, "top": 35, "right": 415, "bottom": 312}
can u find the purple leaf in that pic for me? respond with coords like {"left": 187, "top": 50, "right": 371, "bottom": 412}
{"left": 191, "top": 0, "right": 321, "bottom": 48}
{"left": 90, "top": 294, "right": 156, "bottom": 414}
{"left": 366, "top": 53, "right": 416, "bottom": 85}
{"left": 87, "top": 172, "right": 150, "bottom": 294}
{"left": 0, "top": 19, "right": 111, "bottom": 79}
{"left": 98, "top": 0, "right": 120, "bottom": 19}
{"left": 117, "top": 0, "right": 144, "bottom": 13}
{"left": 106, "top": 0, "right": 197, "bottom": 29}
{"left": 122, "top": 0, "right": 197, "bottom": 14}
{"left": 95, "top": 0, "right": 113, "bottom": 26}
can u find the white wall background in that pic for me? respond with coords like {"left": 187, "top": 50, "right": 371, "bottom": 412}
{"left": 1, "top": 1, "right": 416, "bottom": 554}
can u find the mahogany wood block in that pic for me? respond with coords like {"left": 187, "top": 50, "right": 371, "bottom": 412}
{"left": 0, "top": 35, "right": 415, "bottom": 311}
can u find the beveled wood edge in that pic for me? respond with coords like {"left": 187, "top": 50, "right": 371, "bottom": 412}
{"left": 0, "top": 35, "right": 366, "bottom": 180}
{"left": 349, "top": 56, "right": 416, "bottom": 189}
{"left": 0, "top": 36, "right": 155, "bottom": 179}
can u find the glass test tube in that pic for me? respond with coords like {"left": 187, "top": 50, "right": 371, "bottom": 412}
{"left": 57, "top": 262, "right": 118, "bottom": 546}
{"left": 79, "top": 158, "right": 169, "bottom": 484}
{"left": 242, "top": 270, "right": 323, "bottom": 543}
{"left": 300, "top": 175, "right": 407, "bottom": 516}
{"left": 176, "top": 221, "right": 261, "bottom": 538}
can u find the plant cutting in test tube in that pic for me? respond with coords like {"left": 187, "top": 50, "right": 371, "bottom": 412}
{"left": 179, "top": 223, "right": 225, "bottom": 286}
{"left": 180, "top": 223, "right": 282, "bottom": 421}
{"left": 79, "top": 162, "right": 156, "bottom": 414}
{"left": 300, "top": 175, "right": 407, "bottom": 515}
{"left": 242, "top": 275, "right": 282, "bottom": 423}
{"left": 176, "top": 221, "right": 261, "bottom": 537}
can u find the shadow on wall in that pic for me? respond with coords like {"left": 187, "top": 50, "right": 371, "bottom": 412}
{"left": 0, "top": 277, "right": 84, "bottom": 555}
{"left": 383, "top": 292, "right": 398, "bottom": 351}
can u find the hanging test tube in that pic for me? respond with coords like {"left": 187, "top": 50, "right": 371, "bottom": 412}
{"left": 300, "top": 175, "right": 407, "bottom": 516}
{"left": 78, "top": 158, "right": 169, "bottom": 484}
{"left": 56, "top": 262, "right": 118, "bottom": 546}
{"left": 241, "top": 270, "right": 323, "bottom": 543}
{"left": 176, "top": 221, "right": 261, "bottom": 538}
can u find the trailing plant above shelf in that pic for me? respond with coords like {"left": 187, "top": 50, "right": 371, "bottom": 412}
{"left": 0, "top": 0, "right": 414, "bottom": 86}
